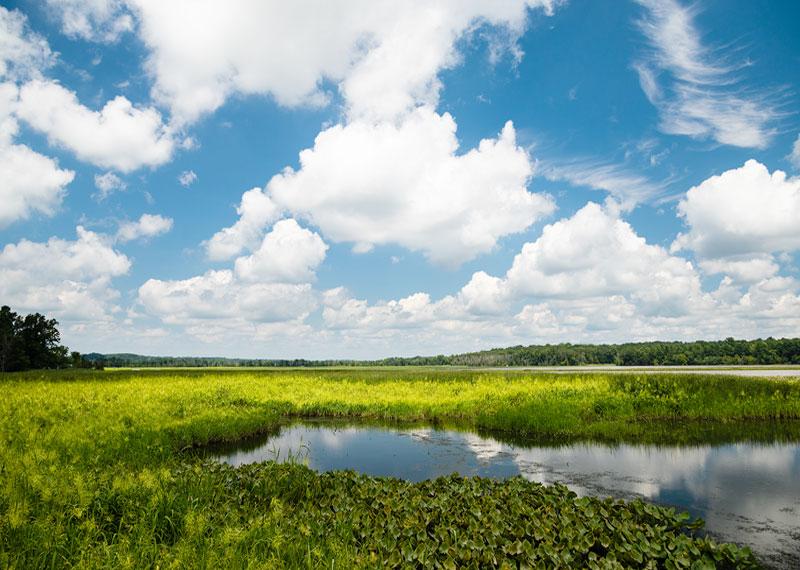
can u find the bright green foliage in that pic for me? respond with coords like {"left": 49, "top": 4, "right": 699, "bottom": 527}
{"left": 2, "top": 368, "right": 797, "bottom": 568}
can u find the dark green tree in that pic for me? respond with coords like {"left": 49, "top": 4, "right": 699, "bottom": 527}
{"left": 0, "top": 305, "right": 21, "bottom": 372}
{"left": 0, "top": 306, "right": 70, "bottom": 371}
{"left": 71, "top": 351, "right": 84, "bottom": 368}
{"left": 18, "top": 312, "right": 68, "bottom": 369}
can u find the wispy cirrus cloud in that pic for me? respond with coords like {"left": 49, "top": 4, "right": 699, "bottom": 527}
{"left": 633, "top": 0, "right": 779, "bottom": 149}
{"left": 178, "top": 169, "right": 197, "bottom": 187}
{"left": 789, "top": 134, "right": 800, "bottom": 170}
{"left": 537, "top": 157, "right": 668, "bottom": 209}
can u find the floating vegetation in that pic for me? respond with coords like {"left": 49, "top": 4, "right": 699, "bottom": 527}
{"left": 172, "top": 461, "right": 760, "bottom": 568}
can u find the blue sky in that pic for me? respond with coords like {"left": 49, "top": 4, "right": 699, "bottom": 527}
{"left": 1, "top": 0, "right": 799, "bottom": 358}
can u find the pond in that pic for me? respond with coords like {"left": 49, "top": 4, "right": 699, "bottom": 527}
{"left": 207, "top": 420, "right": 800, "bottom": 568}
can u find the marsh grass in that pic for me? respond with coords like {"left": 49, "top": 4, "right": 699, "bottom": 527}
{"left": 1, "top": 368, "right": 798, "bottom": 568}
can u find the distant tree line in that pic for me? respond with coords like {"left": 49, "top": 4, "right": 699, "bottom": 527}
{"left": 84, "top": 337, "right": 800, "bottom": 368}
{"left": 81, "top": 353, "right": 360, "bottom": 368}
{"left": 437, "top": 338, "right": 800, "bottom": 367}
{"left": 0, "top": 306, "right": 99, "bottom": 372}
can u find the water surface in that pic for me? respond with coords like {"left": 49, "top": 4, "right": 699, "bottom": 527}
{"left": 209, "top": 421, "right": 800, "bottom": 567}
{"left": 485, "top": 365, "right": 800, "bottom": 377}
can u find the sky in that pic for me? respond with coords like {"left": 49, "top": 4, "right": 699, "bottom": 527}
{"left": 0, "top": 0, "right": 799, "bottom": 359}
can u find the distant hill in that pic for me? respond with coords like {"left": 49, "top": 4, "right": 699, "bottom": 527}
{"left": 85, "top": 337, "right": 800, "bottom": 368}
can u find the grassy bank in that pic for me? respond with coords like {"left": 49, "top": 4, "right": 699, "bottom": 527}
{"left": 2, "top": 368, "right": 798, "bottom": 568}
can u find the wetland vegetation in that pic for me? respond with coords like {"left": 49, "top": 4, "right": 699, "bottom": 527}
{"left": 207, "top": 420, "right": 799, "bottom": 566}
{"left": 2, "top": 367, "right": 799, "bottom": 568}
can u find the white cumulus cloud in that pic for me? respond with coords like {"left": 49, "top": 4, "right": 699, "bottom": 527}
{"left": 505, "top": 202, "right": 704, "bottom": 317}
{"left": 125, "top": 0, "right": 555, "bottom": 125}
{"left": 0, "top": 12, "right": 73, "bottom": 227}
{"left": 0, "top": 82, "right": 74, "bottom": 227}
{"left": 138, "top": 271, "right": 318, "bottom": 327}
{"left": 93, "top": 171, "right": 126, "bottom": 200}
{"left": 139, "top": 219, "right": 326, "bottom": 337}
{"left": 234, "top": 219, "right": 327, "bottom": 284}
{"left": 319, "top": 203, "right": 718, "bottom": 349}
{"left": 266, "top": 108, "right": 553, "bottom": 266}
{"left": 0, "top": 134, "right": 74, "bottom": 227}
{"left": 116, "top": 213, "right": 173, "bottom": 242}
{"left": 190, "top": 3, "right": 556, "bottom": 268}
{"left": 672, "top": 160, "right": 800, "bottom": 260}
{"left": 0, "top": 226, "right": 130, "bottom": 322}
{"left": 699, "top": 257, "right": 780, "bottom": 285}
{"left": 317, "top": 201, "right": 800, "bottom": 355}
{"left": 205, "top": 187, "right": 281, "bottom": 261}
{"left": 16, "top": 78, "right": 174, "bottom": 172}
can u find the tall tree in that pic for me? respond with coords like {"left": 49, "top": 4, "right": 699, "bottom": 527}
{"left": 17, "top": 313, "right": 67, "bottom": 369}
{"left": 0, "top": 305, "right": 19, "bottom": 372}
{"left": 0, "top": 306, "right": 69, "bottom": 371}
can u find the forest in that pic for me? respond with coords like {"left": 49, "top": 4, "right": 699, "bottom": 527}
{"left": 434, "top": 338, "right": 800, "bottom": 367}
{"left": 85, "top": 337, "right": 800, "bottom": 368}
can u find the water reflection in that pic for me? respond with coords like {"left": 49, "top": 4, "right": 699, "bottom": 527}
{"left": 208, "top": 421, "right": 800, "bottom": 567}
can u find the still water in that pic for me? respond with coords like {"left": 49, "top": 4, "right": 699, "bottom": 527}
{"left": 209, "top": 421, "right": 800, "bottom": 567}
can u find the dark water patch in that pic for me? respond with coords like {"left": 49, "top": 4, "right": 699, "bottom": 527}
{"left": 204, "top": 419, "right": 800, "bottom": 567}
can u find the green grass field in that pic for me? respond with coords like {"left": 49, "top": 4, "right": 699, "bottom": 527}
{"left": 2, "top": 368, "right": 799, "bottom": 568}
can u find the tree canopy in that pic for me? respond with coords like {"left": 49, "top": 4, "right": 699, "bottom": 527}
{"left": 0, "top": 306, "right": 74, "bottom": 372}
